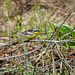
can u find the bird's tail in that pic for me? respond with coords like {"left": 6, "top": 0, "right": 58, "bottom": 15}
{"left": 14, "top": 32, "right": 22, "bottom": 35}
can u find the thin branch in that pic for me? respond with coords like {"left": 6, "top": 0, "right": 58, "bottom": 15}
{"left": 55, "top": 43, "right": 73, "bottom": 70}
{"left": 61, "top": 27, "right": 75, "bottom": 39}
{"left": 58, "top": 10, "right": 75, "bottom": 28}
{"left": 0, "top": 39, "right": 75, "bottom": 47}
{"left": 29, "top": 39, "right": 75, "bottom": 43}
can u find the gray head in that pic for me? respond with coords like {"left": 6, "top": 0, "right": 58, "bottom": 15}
{"left": 27, "top": 28, "right": 39, "bottom": 33}
{"left": 32, "top": 28, "right": 39, "bottom": 32}
{"left": 31, "top": 28, "right": 39, "bottom": 34}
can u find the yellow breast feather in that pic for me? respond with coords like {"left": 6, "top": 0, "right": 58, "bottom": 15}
{"left": 26, "top": 34, "right": 36, "bottom": 39}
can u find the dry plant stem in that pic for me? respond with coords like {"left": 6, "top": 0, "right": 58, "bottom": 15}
{"left": 0, "top": 38, "right": 75, "bottom": 47}
{"left": 0, "top": 59, "right": 61, "bottom": 73}
{"left": 62, "top": 30, "right": 75, "bottom": 35}
{"left": 36, "top": 43, "right": 52, "bottom": 63}
{"left": 52, "top": 51, "right": 56, "bottom": 75}
{"left": 0, "top": 66, "right": 32, "bottom": 74}
{"left": 61, "top": 27, "right": 75, "bottom": 39}
{"left": 0, "top": 55, "right": 61, "bottom": 74}
{"left": 30, "top": 39, "right": 75, "bottom": 43}
{"left": 55, "top": 43, "right": 72, "bottom": 70}
{"left": 36, "top": 51, "right": 45, "bottom": 62}
{"left": 58, "top": 10, "right": 75, "bottom": 29}
{"left": 35, "top": 40, "right": 65, "bottom": 63}
{"left": 0, "top": 39, "right": 75, "bottom": 61}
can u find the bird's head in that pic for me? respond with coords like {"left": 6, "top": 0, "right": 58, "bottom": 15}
{"left": 31, "top": 28, "right": 39, "bottom": 34}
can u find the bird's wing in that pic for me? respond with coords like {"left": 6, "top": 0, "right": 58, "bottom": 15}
{"left": 22, "top": 31, "right": 34, "bottom": 35}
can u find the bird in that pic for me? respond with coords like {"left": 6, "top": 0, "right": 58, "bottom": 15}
{"left": 14, "top": 28, "right": 39, "bottom": 39}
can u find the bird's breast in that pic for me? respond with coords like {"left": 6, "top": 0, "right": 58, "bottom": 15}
{"left": 26, "top": 34, "right": 36, "bottom": 39}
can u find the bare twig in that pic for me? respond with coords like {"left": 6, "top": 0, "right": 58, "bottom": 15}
{"left": 55, "top": 43, "right": 73, "bottom": 70}
{"left": 61, "top": 27, "right": 75, "bottom": 39}
{"left": 0, "top": 39, "right": 75, "bottom": 47}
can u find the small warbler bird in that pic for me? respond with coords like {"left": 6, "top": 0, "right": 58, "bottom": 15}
{"left": 14, "top": 28, "right": 39, "bottom": 39}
